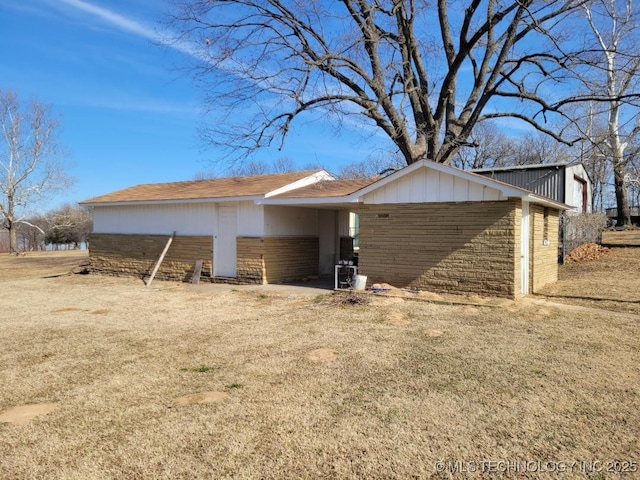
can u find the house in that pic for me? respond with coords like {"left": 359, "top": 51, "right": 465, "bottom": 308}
{"left": 81, "top": 160, "right": 568, "bottom": 299}
{"left": 473, "top": 162, "right": 592, "bottom": 213}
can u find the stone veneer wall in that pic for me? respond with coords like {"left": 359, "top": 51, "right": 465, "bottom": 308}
{"left": 236, "top": 236, "right": 319, "bottom": 284}
{"left": 529, "top": 204, "right": 559, "bottom": 292}
{"left": 236, "top": 237, "right": 266, "bottom": 284}
{"left": 358, "top": 200, "right": 521, "bottom": 298}
{"left": 89, "top": 233, "right": 213, "bottom": 282}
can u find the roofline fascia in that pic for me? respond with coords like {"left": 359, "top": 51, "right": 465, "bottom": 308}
{"left": 471, "top": 161, "right": 591, "bottom": 174}
{"left": 81, "top": 195, "right": 262, "bottom": 207}
{"left": 523, "top": 193, "right": 571, "bottom": 210}
{"left": 258, "top": 195, "right": 360, "bottom": 206}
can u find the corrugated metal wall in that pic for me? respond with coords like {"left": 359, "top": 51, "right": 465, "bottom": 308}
{"left": 476, "top": 167, "right": 564, "bottom": 202}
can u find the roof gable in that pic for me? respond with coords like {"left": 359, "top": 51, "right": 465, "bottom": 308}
{"left": 359, "top": 166, "right": 505, "bottom": 204}
{"left": 352, "top": 160, "right": 569, "bottom": 209}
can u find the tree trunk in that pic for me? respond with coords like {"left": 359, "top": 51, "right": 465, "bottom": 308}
{"left": 9, "top": 222, "right": 18, "bottom": 254}
{"left": 613, "top": 162, "right": 631, "bottom": 226}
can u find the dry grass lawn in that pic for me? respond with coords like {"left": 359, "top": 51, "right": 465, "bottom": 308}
{"left": 538, "top": 248, "right": 640, "bottom": 315}
{"left": 0, "top": 250, "right": 639, "bottom": 479}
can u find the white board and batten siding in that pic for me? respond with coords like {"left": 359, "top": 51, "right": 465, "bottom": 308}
{"left": 362, "top": 168, "right": 504, "bottom": 204}
{"left": 216, "top": 205, "right": 238, "bottom": 277}
{"left": 264, "top": 206, "right": 318, "bottom": 236}
{"left": 566, "top": 164, "right": 592, "bottom": 214}
{"left": 237, "top": 201, "right": 265, "bottom": 236}
{"left": 92, "top": 203, "right": 216, "bottom": 235}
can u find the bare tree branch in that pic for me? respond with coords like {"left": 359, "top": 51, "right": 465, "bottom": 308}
{"left": 166, "top": 0, "right": 602, "bottom": 167}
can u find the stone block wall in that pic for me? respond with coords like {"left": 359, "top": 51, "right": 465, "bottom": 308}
{"left": 530, "top": 204, "right": 559, "bottom": 292}
{"left": 89, "top": 233, "right": 213, "bottom": 282}
{"left": 357, "top": 200, "right": 520, "bottom": 298}
{"left": 263, "top": 237, "right": 319, "bottom": 283}
{"left": 236, "top": 237, "right": 266, "bottom": 284}
{"left": 236, "top": 236, "right": 319, "bottom": 284}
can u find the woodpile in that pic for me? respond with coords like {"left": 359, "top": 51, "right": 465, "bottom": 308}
{"left": 566, "top": 243, "right": 610, "bottom": 263}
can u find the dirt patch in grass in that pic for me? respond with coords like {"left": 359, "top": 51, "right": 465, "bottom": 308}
{"left": 384, "top": 311, "right": 411, "bottom": 326}
{"left": 90, "top": 309, "right": 110, "bottom": 315}
{"left": 306, "top": 348, "right": 338, "bottom": 362}
{"left": 1, "top": 251, "right": 639, "bottom": 478}
{"left": 0, "top": 403, "right": 58, "bottom": 425}
{"left": 424, "top": 328, "right": 444, "bottom": 337}
{"left": 538, "top": 247, "right": 640, "bottom": 315}
{"left": 51, "top": 307, "right": 84, "bottom": 313}
{"left": 175, "top": 391, "right": 229, "bottom": 405}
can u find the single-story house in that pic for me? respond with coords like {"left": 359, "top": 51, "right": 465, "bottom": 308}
{"left": 473, "top": 162, "right": 592, "bottom": 213}
{"left": 81, "top": 160, "right": 569, "bottom": 298}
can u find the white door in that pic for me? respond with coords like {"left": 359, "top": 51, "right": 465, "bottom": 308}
{"left": 215, "top": 206, "right": 237, "bottom": 277}
{"left": 574, "top": 177, "right": 586, "bottom": 213}
{"left": 520, "top": 201, "right": 530, "bottom": 295}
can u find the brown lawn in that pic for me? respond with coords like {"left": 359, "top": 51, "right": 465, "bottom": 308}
{"left": 0, "top": 250, "right": 638, "bottom": 479}
{"left": 538, "top": 247, "right": 640, "bottom": 315}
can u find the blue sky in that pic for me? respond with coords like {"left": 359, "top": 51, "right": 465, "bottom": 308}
{"left": 1, "top": 0, "right": 377, "bottom": 211}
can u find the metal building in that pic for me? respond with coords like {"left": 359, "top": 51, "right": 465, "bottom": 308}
{"left": 473, "top": 162, "right": 592, "bottom": 213}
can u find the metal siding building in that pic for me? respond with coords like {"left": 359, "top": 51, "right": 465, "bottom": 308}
{"left": 473, "top": 162, "right": 591, "bottom": 213}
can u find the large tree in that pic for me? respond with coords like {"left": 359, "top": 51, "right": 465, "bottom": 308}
{"left": 167, "top": 0, "right": 588, "bottom": 166}
{"left": 0, "top": 90, "right": 71, "bottom": 253}
{"left": 570, "top": 0, "right": 640, "bottom": 225}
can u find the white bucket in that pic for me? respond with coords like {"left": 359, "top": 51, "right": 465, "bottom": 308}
{"left": 353, "top": 275, "right": 367, "bottom": 291}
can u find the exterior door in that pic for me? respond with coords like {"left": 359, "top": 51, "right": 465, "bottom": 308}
{"left": 520, "top": 201, "right": 530, "bottom": 295}
{"left": 574, "top": 176, "right": 587, "bottom": 213}
{"left": 215, "top": 206, "right": 237, "bottom": 277}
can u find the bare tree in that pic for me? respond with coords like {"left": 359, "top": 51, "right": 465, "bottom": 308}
{"left": 228, "top": 157, "right": 297, "bottom": 176}
{"left": 44, "top": 204, "right": 93, "bottom": 249}
{"left": 0, "top": 90, "right": 72, "bottom": 253}
{"left": 570, "top": 0, "right": 640, "bottom": 225}
{"left": 451, "top": 122, "right": 515, "bottom": 170}
{"left": 167, "top": 0, "right": 589, "bottom": 167}
{"left": 193, "top": 157, "right": 299, "bottom": 179}
{"left": 452, "top": 124, "right": 574, "bottom": 169}
{"left": 510, "top": 132, "right": 574, "bottom": 166}
{"left": 337, "top": 151, "right": 404, "bottom": 178}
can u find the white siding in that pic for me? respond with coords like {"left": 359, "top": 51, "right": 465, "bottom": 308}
{"left": 565, "top": 164, "right": 592, "bottom": 213}
{"left": 338, "top": 211, "right": 351, "bottom": 236}
{"left": 264, "top": 206, "right": 318, "bottom": 236}
{"left": 362, "top": 168, "right": 504, "bottom": 204}
{"left": 92, "top": 203, "right": 215, "bottom": 235}
{"left": 237, "top": 201, "right": 265, "bottom": 236}
{"left": 318, "top": 210, "right": 337, "bottom": 274}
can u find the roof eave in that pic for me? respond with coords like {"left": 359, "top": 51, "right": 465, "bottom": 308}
{"left": 80, "top": 195, "right": 262, "bottom": 207}
{"left": 523, "top": 193, "right": 571, "bottom": 210}
{"left": 258, "top": 196, "right": 360, "bottom": 206}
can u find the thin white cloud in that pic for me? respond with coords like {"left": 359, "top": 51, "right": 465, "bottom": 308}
{"left": 57, "top": 0, "right": 205, "bottom": 61}
{"left": 59, "top": 0, "right": 158, "bottom": 40}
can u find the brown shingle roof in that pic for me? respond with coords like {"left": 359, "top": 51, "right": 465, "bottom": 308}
{"left": 270, "top": 178, "right": 376, "bottom": 198}
{"left": 81, "top": 171, "right": 322, "bottom": 204}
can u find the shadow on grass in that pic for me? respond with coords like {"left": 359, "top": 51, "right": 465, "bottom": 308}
{"left": 541, "top": 293, "right": 640, "bottom": 305}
